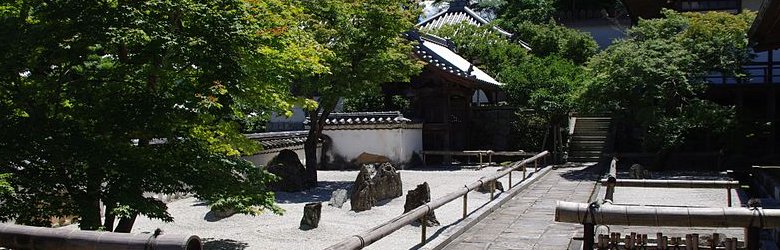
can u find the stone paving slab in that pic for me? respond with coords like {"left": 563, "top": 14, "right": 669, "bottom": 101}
{"left": 442, "top": 166, "right": 600, "bottom": 250}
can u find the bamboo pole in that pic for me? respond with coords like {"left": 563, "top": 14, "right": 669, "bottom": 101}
{"left": 325, "top": 151, "right": 551, "bottom": 250}
{"left": 555, "top": 201, "right": 780, "bottom": 228}
{"left": 0, "top": 224, "right": 202, "bottom": 250}
{"left": 599, "top": 179, "right": 739, "bottom": 189}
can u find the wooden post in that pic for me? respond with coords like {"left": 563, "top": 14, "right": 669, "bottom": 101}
{"left": 725, "top": 238, "right": 734, "bottom": 250}
{"left": 421, "top": 214, "right": 427, "bottom": 244}
{"left": 509, "top": 171, "right": 512, "bottom": 188}
{"left": 462, "top": 193, "right": 467, "bottom": 219}
{"left": 727, "top": 187, "right": 733, "bottom": 207}
{"left": 604, "top": 177, "right": 616, "bottom": 202}
{"left": 490, "top": 181, "right": 495, "bottom": 200}
{"left": 746, "top": 226, "right": 760, "bottom": 250}
{"left": 583, "top": 223, "right": 595, "bottom": 250}
{"left": 709, "top": 233, "right": 716, "bottom": 250}
{"left": 534, "top": 159, "right": 538, "bottom": 171}
{"left": 523, "top": 166, "right": 527, "bottom": 180}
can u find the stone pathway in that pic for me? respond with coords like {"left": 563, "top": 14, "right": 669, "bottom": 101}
{"left": 442, "top": 166, "right": 600, "bottom": 250}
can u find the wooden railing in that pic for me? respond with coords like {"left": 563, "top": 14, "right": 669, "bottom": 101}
{"left": 325, "top": 151, "right": 550, "bottom": 250}
{"left": 556, "top": 201, "right": 780, "bottom": 250}
{"left": 602, "top": 157, "right": 738, "bottom": 207}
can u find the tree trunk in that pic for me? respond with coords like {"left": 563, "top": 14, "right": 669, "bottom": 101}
{"left": 303, "top": 100, "right": 337, "bottom": 188}
{"left": 102, "top": 203, "right": 115, "bottom": 232}
{"left": 113, "top": 213, "right": 137, "bottom": 233}
{"left": 78, "top": 167, "right": 103, "bottom": 230}
{"left": 304, "top": 124, "right": 320, "bottom": 189}
{"left": 76, "top": 199, "right": 101, "bottom": 230}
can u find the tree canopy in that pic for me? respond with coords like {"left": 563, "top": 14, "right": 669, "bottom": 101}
{"left": 582, "top": 10, "right": 755, "bottom": 152}
{"left": 295, "top": 0, "right": 423, "bottom": 186}
{"left": 0, "top": 0, "right": 323, "bottom": 231}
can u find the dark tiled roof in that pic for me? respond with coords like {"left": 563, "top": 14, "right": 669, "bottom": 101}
{"left": 245, "top": 130, "right": 309, "bottom": 150}
{"left": 406, "top": 32, "right": 501, "bottom": 88}
{"left": 417, "top": 2, "right": 531, "bottom": 50}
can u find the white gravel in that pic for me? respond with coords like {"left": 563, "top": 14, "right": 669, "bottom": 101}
{"left": 131, "top": 166, "right": 533, "bottom": 250}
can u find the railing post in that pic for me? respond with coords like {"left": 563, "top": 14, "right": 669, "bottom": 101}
{"left": 421, "top": 214, "right": 427, "bottom": 244}
{"left": 523, "top": 166, "right": 527, "bottom": 180}
{"left": 583, "top": 223, "right": 595, "bottom": 250}
{"left": 462, "top": 193, "right": 468, "bottom": 219}
{"left": 746, "top": 226, "right": 760, "bottom": 250}
{"left": 727, "top": 187, "right": 733, "bottom": 207}
{"left": 534, "top": 159, "right": 538, "bottom": 171}
{"left": 509, "top": 171, "right": 512, "bottom": 188}
{"left": 490, "top": 181, "right": 495, "bottom": 200}
{"left": 605, "top": 177, "right": 616, "bottom": 202}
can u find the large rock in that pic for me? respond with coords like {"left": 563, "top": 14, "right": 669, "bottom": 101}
{"left": 350, "top": 162, "right": 403, "bottom": 212}
{"left": 299, "top": 202, "right": 322, "bottom": 230}
{"left": 210, "top": 207, "right": 236, "bottom": 219}
{"left": 403, "top": 182, "right": 440, "bottom": 227}
{"left": 477, "top": 179, "right": 504, "bottom": 193}
{"left": 353, "top": 152, "right": 391, "bottom": 166}
{"left": 267, "top": 149, "right": 306, "bottom": 192}
{"left": 329, "top": 189, "right": 348, "bottom": 208}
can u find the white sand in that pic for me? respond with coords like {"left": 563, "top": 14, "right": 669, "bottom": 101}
{"left": 131, "top": 166, "right": 533, "bottom": 250}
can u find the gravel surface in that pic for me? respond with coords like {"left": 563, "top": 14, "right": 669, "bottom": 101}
{"left": 130, "top": 166, "right": 535, "bottom": 250}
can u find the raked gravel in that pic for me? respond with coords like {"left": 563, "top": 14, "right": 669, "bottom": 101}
{"left": 131, "top": 166, "right": 535, "bottom": 250}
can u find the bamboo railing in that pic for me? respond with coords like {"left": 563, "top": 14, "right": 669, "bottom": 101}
{"left": 325, "top": 151, "right": 550, "bottom": 250}
{"left": 0, "top": 223, "right": 202, "bottom": 250}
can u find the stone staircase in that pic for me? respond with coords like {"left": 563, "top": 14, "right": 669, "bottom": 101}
{"left": 568, "top": 117, "right": 612, "bottom": 163}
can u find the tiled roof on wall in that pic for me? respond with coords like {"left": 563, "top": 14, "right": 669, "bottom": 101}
{"left": 311, "top": 111, "right": 419, "bottom": 125}
{"left": 245, "top": 130, "right": 310, "bottom": 150}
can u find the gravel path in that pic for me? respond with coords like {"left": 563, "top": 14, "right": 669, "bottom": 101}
{"left": 131, "top": 166, "right": 535, "bottom": 250}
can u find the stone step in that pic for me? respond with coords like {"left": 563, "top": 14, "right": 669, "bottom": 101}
{"left": 570, "top": 135, "right": 608, "bottom": 140}
{"left": 569, "top": 145, "right": 605, "bottom": 151}
{"left": 572, "top": 131, "right": 609, "bottom": 136}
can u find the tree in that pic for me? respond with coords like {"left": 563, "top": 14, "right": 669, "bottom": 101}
{"left": 582, "top": 10, "right": 754, "bottom": 156}
{"left": 295, "top": 0, "right": 423, "bottom": 187}
{"left": 506, "top": 21, "right": 598, "bottom": 65}
{"left": 428, "top": 23, "right": 590, "bottom": 157}
{"left": 0, "top": 0, "right": 322, "bottom": 231}
{"left": 427, "top": 24, "right": 529, "bottom": 75}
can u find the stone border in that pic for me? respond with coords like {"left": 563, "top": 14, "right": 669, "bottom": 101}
{"left": 419, "top": 165, "right": 555, "bottom": 250}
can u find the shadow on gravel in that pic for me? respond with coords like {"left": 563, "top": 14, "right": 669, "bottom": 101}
{"left": 558, "top": 164, "right": 602, "bottom": 182}
{"left": 275, "top": 181, "right": 353, "bottom": 204}
{"left": 202, "top": 238, "right": 249, "bottom": 250}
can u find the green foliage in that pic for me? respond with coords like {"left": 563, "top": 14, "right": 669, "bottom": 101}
{"left": 343, "top": 91, "right": 410, "bottom": 113}
{"left": 296, "top": 0, "right": 424, "bottom": 180}
{"left": 496, "top": 0, "right": 555, "bottom": 24}
{"left": 583, "top": 10, "right": 754, "bottom": 151}
{"left": 427, "top": 24, "right": 528, "bottom": 75}
{"left": 508, "top": 21, "right": 598, "bottom": 65}
{"left": 509, "top": 112, "right": 549, "bottom": 151}
{"left": 0, "top": 0, "right": 320, "bottom": 230}
{"left": 502, "top": 56, "right": 588, "bottom": 123}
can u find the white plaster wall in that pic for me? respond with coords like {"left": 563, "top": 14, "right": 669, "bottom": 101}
{"left": 323, "top": 127, "right": 423, "bottom": 166}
